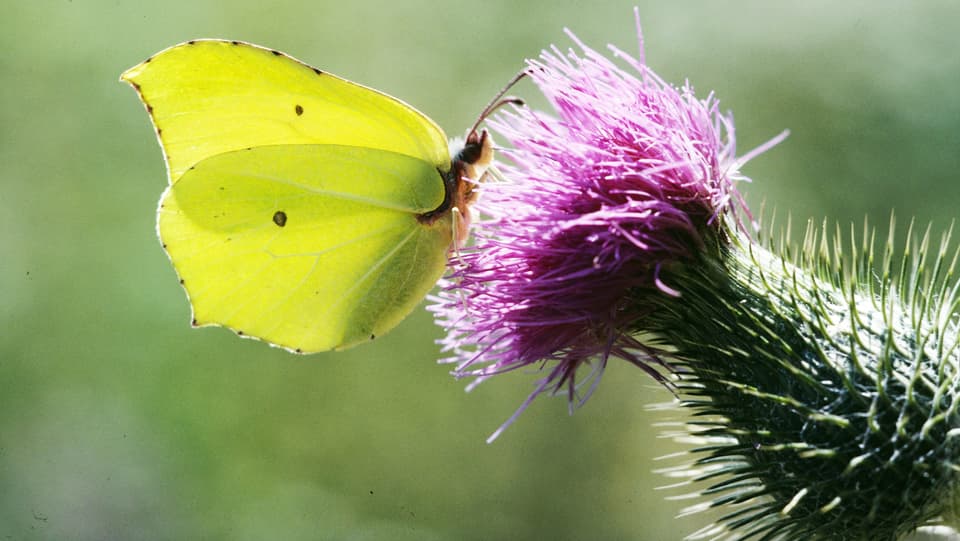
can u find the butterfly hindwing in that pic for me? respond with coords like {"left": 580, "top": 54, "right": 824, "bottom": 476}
{"left": 159, "top": 144, "right": 452, "bottom": 352}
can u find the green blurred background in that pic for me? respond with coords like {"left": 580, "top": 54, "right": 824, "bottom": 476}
{"left": 3, "top": 1, "right": 959, "bottom": 539}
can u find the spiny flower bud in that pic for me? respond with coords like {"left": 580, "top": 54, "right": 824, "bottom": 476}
{"left": 432, "top": 9, "right": 960, "bottom": 539}
{"left": 653, "top": 221, "right": 960, "bottom": 539}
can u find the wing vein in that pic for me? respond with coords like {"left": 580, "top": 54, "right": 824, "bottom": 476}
{"left": 305, "top": 225, "right": 424, "bottom": 344}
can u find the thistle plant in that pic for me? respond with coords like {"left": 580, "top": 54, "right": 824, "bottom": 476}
{"left": 430, "top": 11, "right": 960, "bottom": 540}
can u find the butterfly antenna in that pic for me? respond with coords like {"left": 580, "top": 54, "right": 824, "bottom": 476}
{"left": 469, "top": 70, "right": 528, "bottom": 136}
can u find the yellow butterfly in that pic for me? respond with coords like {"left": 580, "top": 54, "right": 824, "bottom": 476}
{"left": 121, "top": 40, "right": 503, "bottom": 353}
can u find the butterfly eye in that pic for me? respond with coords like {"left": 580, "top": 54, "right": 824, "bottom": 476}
{"left": 457, "top": 140, "right": 483, "bottom": 164}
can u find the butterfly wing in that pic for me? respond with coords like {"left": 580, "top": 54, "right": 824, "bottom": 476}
{"left": 121, "top": 40, "right": 451, "bottom": 181}
{"left": 160, "top": 144, "right": 452, "bottom": 352}
{"left": 122, "top": 40, "right": 456, "bottom": 351}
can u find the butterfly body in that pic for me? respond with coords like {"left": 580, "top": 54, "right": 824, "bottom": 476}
{"left": 122, "top": 40, "right": 490, "bottom": 352}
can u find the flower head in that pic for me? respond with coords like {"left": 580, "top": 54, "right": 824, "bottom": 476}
{"left": 430, "top": 12, "right": 773, "bottom": 440}
{"left": 433, "top": 11, "right": 960, "bottom": 540}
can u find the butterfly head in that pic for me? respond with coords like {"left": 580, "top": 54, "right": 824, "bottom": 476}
{"left": 422, "top": 71, "right": 528, "bottom": 247}
{"left": 448, "top": 129, "right": 494, "bottom": 245}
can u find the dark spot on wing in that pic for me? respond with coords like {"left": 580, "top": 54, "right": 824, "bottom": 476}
{"left": 237, "top": 330, "right": 245, "bottom": 336}
{"left": 312, "top": 67, "right": 322, "bottom": 75}
{"left": 143, "top": 57, "right": 152, "bottom": 65}
{"left": 191, "top": 318, "right": 198, "bottom": 326}
{"left": 231, "top": 40, "right": 240, "bottom": 45}
{"left": 273, "top": 210, "right": 287, "bottom": 227}
{"left": 156, "top": 128, "right": 162, "bottom": 137}
{"left": 271, "top": 50, "right": 282, "bottom": 56}
{"left": 179, "top": 279, "right": 184, "bottom": 285}
{"left": 146, "top": 104, "right": 153, "bottom": 114}
{"left": 295, "top": 104, "right": 303, "bottom": 116}
{"left": 295, "top": 348, "right": 303, "bottom": 354}
{"left": 187, "top": 40, "right": 196, "bottom": 45}
{"left": 130, "top": 81, "right": 141, "bottom": 91}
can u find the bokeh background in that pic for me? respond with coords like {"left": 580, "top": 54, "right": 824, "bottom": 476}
{"left": 3, "top": 1, "right": 959, "bottom": 539}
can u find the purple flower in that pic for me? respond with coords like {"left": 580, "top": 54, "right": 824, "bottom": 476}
{"left": 430, "top": 12, "right": 780, "bottom": 441}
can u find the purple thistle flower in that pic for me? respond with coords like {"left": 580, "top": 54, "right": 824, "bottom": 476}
{"left": 430, "top": 12, "right": 783, "bottom": 441}
{"left": 433, "top": 11, "right": 960, "bottom": 540}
